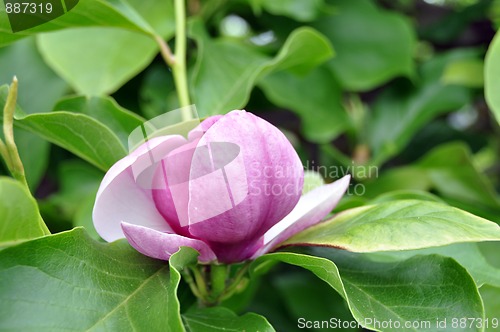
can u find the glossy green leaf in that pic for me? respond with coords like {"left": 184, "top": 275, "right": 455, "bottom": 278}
{"left": 259, "top": 65, "right": 349, "bottom": 143}
{"left": 314, "top": 0, "right": 415, "bottom": 91}
{"left": 15, "top": 110, "right": 127, "bottom": 171}
{"left": 53, "top": 95, "right": 145, "bottom": 147}
{"left": 182, "top": 307, "right": 275, "bottom": 332}
{"left": 189, "top": 21, "right": 333, "bottom": 116}
{"left": 250, "top": 0, "right": 327, "bottom": 22}
{"left": 367, "top": 51, "right": 473, "bottom": 164}
{"left": 284, "top": 200, "right": 500, "bottom": 252}
{"left": 0, "top": 0, "right": 174, "bottom": 47}
{"left": 0, "top": 177, "right": 48, "bottom": 247}
{"left": 0, "top": 228, "right": 184, "bottom": 330}
{"left": 252, "top": 251, "right": 484, "bottom": 331}
{"left": 484, "top": 30, "right": 500, "bottom": 125}
{"left": 37, "top": 27, "right": 158, "bottom": 96}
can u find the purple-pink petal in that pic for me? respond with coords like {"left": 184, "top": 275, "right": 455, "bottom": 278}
{"left": 186, "top": 110, "right": 304, "bottom": 244}
{"left": 251, "top": 175, "right": 351, "bottom": 258}
{"left": 93, "top": 135, "right": 186, "bottom": 242}
{"left": 121, "top": 222, "right": 217, "bottom": 263}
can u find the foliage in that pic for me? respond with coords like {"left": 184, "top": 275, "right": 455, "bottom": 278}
{"left": 1, "top": 0, "right": 500, "bottom": 331}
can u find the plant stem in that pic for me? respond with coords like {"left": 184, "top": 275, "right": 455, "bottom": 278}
{"left": 190, "top": 265, "right": 208, "bottom": 298}
{"left": 210, "top": 264, "right": 227, "bottom": 299}
{"left": 155, "top": 0, "right": 192, "bottom": 121}
{"left": 2, "top": 77, "right": 29, "bottom": 189}
{"left": 173, "top": 0, "right": 191, "bottom": 110}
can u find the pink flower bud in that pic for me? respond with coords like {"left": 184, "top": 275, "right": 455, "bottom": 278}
{"left": 93, "top": 110, "right": 350, "bottom": 263}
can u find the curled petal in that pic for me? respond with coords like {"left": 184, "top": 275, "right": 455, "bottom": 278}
{"left": 121, "top": 222, "right": 217, "bottom": 263}
{"left": 252, "top": 175, "right": 351, "bottom": 258}
{"left": 93, "top": 136, "right": 186, "bottom": 242}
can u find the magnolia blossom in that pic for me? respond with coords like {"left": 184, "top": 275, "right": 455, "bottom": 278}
{"left": 93, "top": 110, "right": 350, "bottom": 263}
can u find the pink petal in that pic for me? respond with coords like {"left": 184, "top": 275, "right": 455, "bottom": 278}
{"left": 93, "top": 135, "right": 186, "bottom": 242}
{"left": 121, "top": 222, "right": 217, "bottom": 263}
{"left": 187, "top": 110, "right": 304, "bottom": 243}
{"left": 187, "top": 115, "right": 223, "bottom": 141}
{"left": 251, "top": 175, "right": 351, "bottom": 258}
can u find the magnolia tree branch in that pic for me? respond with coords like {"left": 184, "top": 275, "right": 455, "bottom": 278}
{"left": 154, "top": 0, "right": 192, "bottom": 121}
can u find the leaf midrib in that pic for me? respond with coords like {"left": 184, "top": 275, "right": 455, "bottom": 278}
{"left": 85, "top": 265, "right": 168, "bottom": 331}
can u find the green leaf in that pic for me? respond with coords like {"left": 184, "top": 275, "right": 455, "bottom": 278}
{"left": 139, "top": 63, "right": 177, "bottom": 119}
{"left": 189, "top": 21, "right": 333, "bottom": 116}
{"left": 362, "top": 167, "right": 432, "bottom": 198}
{"left": 250, "top": 0, "right": 328, "bottom": 22}
{"left": 273, "top": 271, "right": 357, "bottom": 331}
{"left": 417, "top": 143, "right": 500, "bottom": 220}
{"left": 125, "top": 0, "right": 175, "bottom": 38}
{"left": 365, "top": 243, "right": 500, "bottom": 288}
{"left": 0, "top": 228, "right": 184, "bottom": 330}
{"left": 11, "top": 127, "right": 50, "bottom": 190}
{"left": 442, "top": 59, "right": 484, "bottom": 88}
{"left": 37, "top": 27, "right": 158, "bottom": 96}
{"left": 169, "top": 247, "right": 201, "bottom": 332}
{"left": 0, "top": 0, "right": 174, "bottom": 47}
{"left": 284, "top": 200, "right": 500, "bottom": 252}
{"left": 480, "top": 285, "right": 500, "bottom": 331}
{"left": 73, "top": 192, "right": 102, "bottom": 241}
{"left": 484, "top": 30, "right": 500, "bottom": 125}
{"left": 0, "top": 177, "right": 48, "bottom": 247}
{"left": 313, "top": 0, "right": 415, "bottom": 91}
{"left": 258, "top": 65, "right": 349, "bottom": 143}
{"left": 46, "top": 160, "right": 103, "bottom": 236}
{"left": 252, "top": 251, "right": 484, "bottom": 331}
{"left": 369, "top": 190, "right": 445, "bottom": 204}
{"left": 182, "top": 307, "right": 275, "bottom": 332}
{"left": 363, "top": 143, "right": 500, "bottom": 221}
{"left": 269, "top": 26, "right": 334, "bottom": 75}
{"left": 53, "top": 95, "right": 145, "bottom": 147}
{"left": 0, "top": 37, "right": 67, "bottom": 114}
{"left": 367, "top": 51, "right": 473, "bottom": 164}
{"left": 15, "top": 110, "right": 127, "bottom": 171}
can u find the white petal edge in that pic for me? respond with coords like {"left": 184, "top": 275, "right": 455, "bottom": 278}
{"left": 252, "top": 175, "right": 351, "bottom": 258}
{"left": 93, "top": 135, "right": 187, "bottom": 242}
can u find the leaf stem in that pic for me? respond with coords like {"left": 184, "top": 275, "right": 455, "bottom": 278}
{"left": 2, "top": 77, "right": 29, "bottom": 189}
{"left": 154, "top": 0, "right": 192, "bottom": 121}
